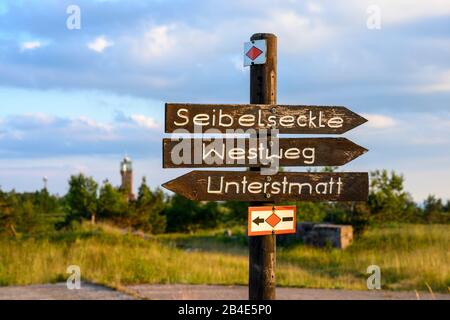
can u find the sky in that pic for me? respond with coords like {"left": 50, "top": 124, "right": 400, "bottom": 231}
{"left": 0, "top": 0, "right": 449, "bottom": 202}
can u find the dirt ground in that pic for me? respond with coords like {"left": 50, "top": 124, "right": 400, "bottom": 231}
{"left": 0, "top": 283, "right": 449, "bottom": 300}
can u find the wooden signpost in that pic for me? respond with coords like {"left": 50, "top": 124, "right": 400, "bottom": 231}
{"left": 161, "top": 33, "right": 369, "bottom": 301}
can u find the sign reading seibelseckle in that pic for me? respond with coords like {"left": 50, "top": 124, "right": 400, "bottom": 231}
{"left": 165, "top": 103, "right": 367, "bottom": 134}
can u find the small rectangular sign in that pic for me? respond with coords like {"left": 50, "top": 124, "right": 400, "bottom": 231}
{"left": 244, "top": 40, "right": 267, "bottom": 66}
{"left": 248, "top": 206, "right": 296, "bottom": 236}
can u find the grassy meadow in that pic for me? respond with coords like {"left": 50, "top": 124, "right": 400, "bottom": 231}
{"left": 0, "top": 223, "right": 448, "bottom": 293}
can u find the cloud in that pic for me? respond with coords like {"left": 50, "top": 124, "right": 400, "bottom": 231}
{"left": 73, "top": 116, "right": 113, "bottom": 132}
{"left": 362, "top": 114, "right": 397, "bottom": 128}
{"left": 416, "top": 70, "right": 450, "bottom": 93}
{"left": 137, "top": 25, "right": 175, "bottom": 58}
{"left": 125, "top": 22, "right": 219, "bottom": 65}
{"left": 338, "top": 0, "right": 450, "bottom": 25}
{"left": 0, "top": 112, "right": 161, "bottom": 158}
{"left": 369, "top": 0, "right": 450, "bottom": 25}
{"left": 252, "top": 9, "right": 334, "bottom": 54}
{"left": 0, "top": 0, "right": 449, "bottom": 108}
{"left": 307, "top": 2, "right": 322, "bottom": 13}
{"left": 6, "top": 113, "right": 56, "bottom": 129}
{"left": 87, "top": 36, "right": 114, "bottom": 53}
{"left": 114, "top": 111, "right": 159, "bottom": 128}
{"left": 129, "top": 114, "right": 159, "bottom": 129}
{"left": 20, "top": 40, "right": 41, "bottom": 51}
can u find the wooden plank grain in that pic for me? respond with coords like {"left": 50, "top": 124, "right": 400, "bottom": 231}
{"left": 165, "top": 103, "right": 367, "bottom": 134}
{"left": 162, "top": 137, "right": 368, "bottom": 168}
{"left": 248, "top": 33, "right": 277, "bottom": 301}
{"left": 162, "top": 171, "right": 369, "bottom": 202}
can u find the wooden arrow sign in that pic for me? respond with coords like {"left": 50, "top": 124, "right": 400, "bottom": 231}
{"left": 162, "top": 171, "right": 369, "bottom": 202}
{"left": 163, "top": 137, "right": 367, "bottom": 168}
{"left": 165, "top": 103, "right": 367, "bottom": 134}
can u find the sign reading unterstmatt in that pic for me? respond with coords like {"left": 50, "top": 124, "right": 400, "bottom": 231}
{"left": 162, "top": 171, "right": 369, "bottom": 202}
{"left": 248, "top": 206, "right": 296, "bottom": 236}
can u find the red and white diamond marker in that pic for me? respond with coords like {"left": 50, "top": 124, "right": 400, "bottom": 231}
{"left": 265, "top": 212, "right": 281, "bottom": 228}
{"left": 248, "top": 206, "right": 296, "bottom": 236}
{"left": 244, "top": 39, "right": 267, "bottom": 66}
{"left": 246, "top": 46, "right": 263, "bottom": 61}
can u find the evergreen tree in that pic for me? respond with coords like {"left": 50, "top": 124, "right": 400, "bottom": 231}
{"left": 368, "top": 170, "right": 417, "bottom": 222}
{"left": 195, "top": 201, "right": 220, "bottom": 229}
{"left": 64, "top": 174, "right": 98, "bottom": 225}
{"left": 444, "top": 200, "right": 450, "bottom": 213}
{"left": 423, "top": 195, "right": 449, "bottom": 223}
{"left": 0, "top": 190, "right": 19, "bottom": 237}
{"left": 325, "top": 202, "right": 371, "bottom": 237}
{"left": 297, "top": 201, "right": 329, "bottom": 222}
{"left": 98, "top": 180, "right": 128, "bottom": 221}
{"left": 223, "top": 201, "right": 248, "bottom": 224}
{"left": 18, "top": 199, "right": 43, "bottom": 234}
{"left": 134, "top": 178, "right": 166, "bottom": 233}
{"left": 164, "top": 194, "right": 199, "bottom": 232}
{"left": 34, "top": 188, "right": 59, "bottom": 214}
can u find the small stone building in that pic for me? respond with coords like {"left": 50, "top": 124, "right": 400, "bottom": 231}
{"left": 278, "top": 222, "right": 354, "bottom": 249}
{"left": 301, "top": 223, "right": 353, "bottom": 249}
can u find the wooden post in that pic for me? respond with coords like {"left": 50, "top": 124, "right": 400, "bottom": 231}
{"left": 249, "top": 33, "right": 277, "bottom": 300}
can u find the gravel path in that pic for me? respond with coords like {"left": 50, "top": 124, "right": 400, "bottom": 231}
{"left": 0, "top": 282, "right": 134, "bottom": 300}
{"left": 126, "top": 284, "right": 450, "bottom": 300}
{"left": 1, "top": 283, "right": 448, "bottom": 300}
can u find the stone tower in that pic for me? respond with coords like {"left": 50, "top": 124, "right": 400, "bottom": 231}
{"left": 120, "top": 156, "right": 135, "bottom": 201}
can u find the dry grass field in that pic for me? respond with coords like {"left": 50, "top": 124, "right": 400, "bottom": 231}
{"left": 0, "top": 223, "right": 448, "bottom": 293}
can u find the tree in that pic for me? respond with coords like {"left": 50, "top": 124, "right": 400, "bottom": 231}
{"left": 325, "top": 202, "right": 371, "bottom": 237}
{"left": 164, "top": 194, "right": 200, "bottom": 232}
{"left": 33, "top": 188, "right": 60, "bottom": 214}
{"left": 368, "top": 170, "right": 417, "bottom": 222}
{"left": 98, "top": 180, "right": 128, "bottom": 221}
{"left": 18, "top": 199, "right": 43, "bottom": 234}
{"left": 424, "top": 195, "right": 443, "bottom": 212}
{"left": 222, "top": 201, "right": 248, "bottom": 224}
{"left": 297, "top": 201, "right": 328, "bottom": 222}
{"left": 423, "top": 195, "right": 449, "bottom": 223}
{"left": 133, "top": 178, "right": 166, "bottom": 234}
{"left": 195, "top": 201, "right": 221, "bottom": 229}
{"left": 64, "top": 174, "right": 98, "bottom": 225}
{"left": 0, "top": 190, "right": 19, "bottom": 237}
{"left": 444, "top": 200, "right": 450, "bottom": 213}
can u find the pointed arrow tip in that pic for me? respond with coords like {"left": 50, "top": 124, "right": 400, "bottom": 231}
{"left": 161, "top": 171, "right": 200, "bottom": 201}
{"left": 360, "top": 114, "right": 369, "bottom": 124}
